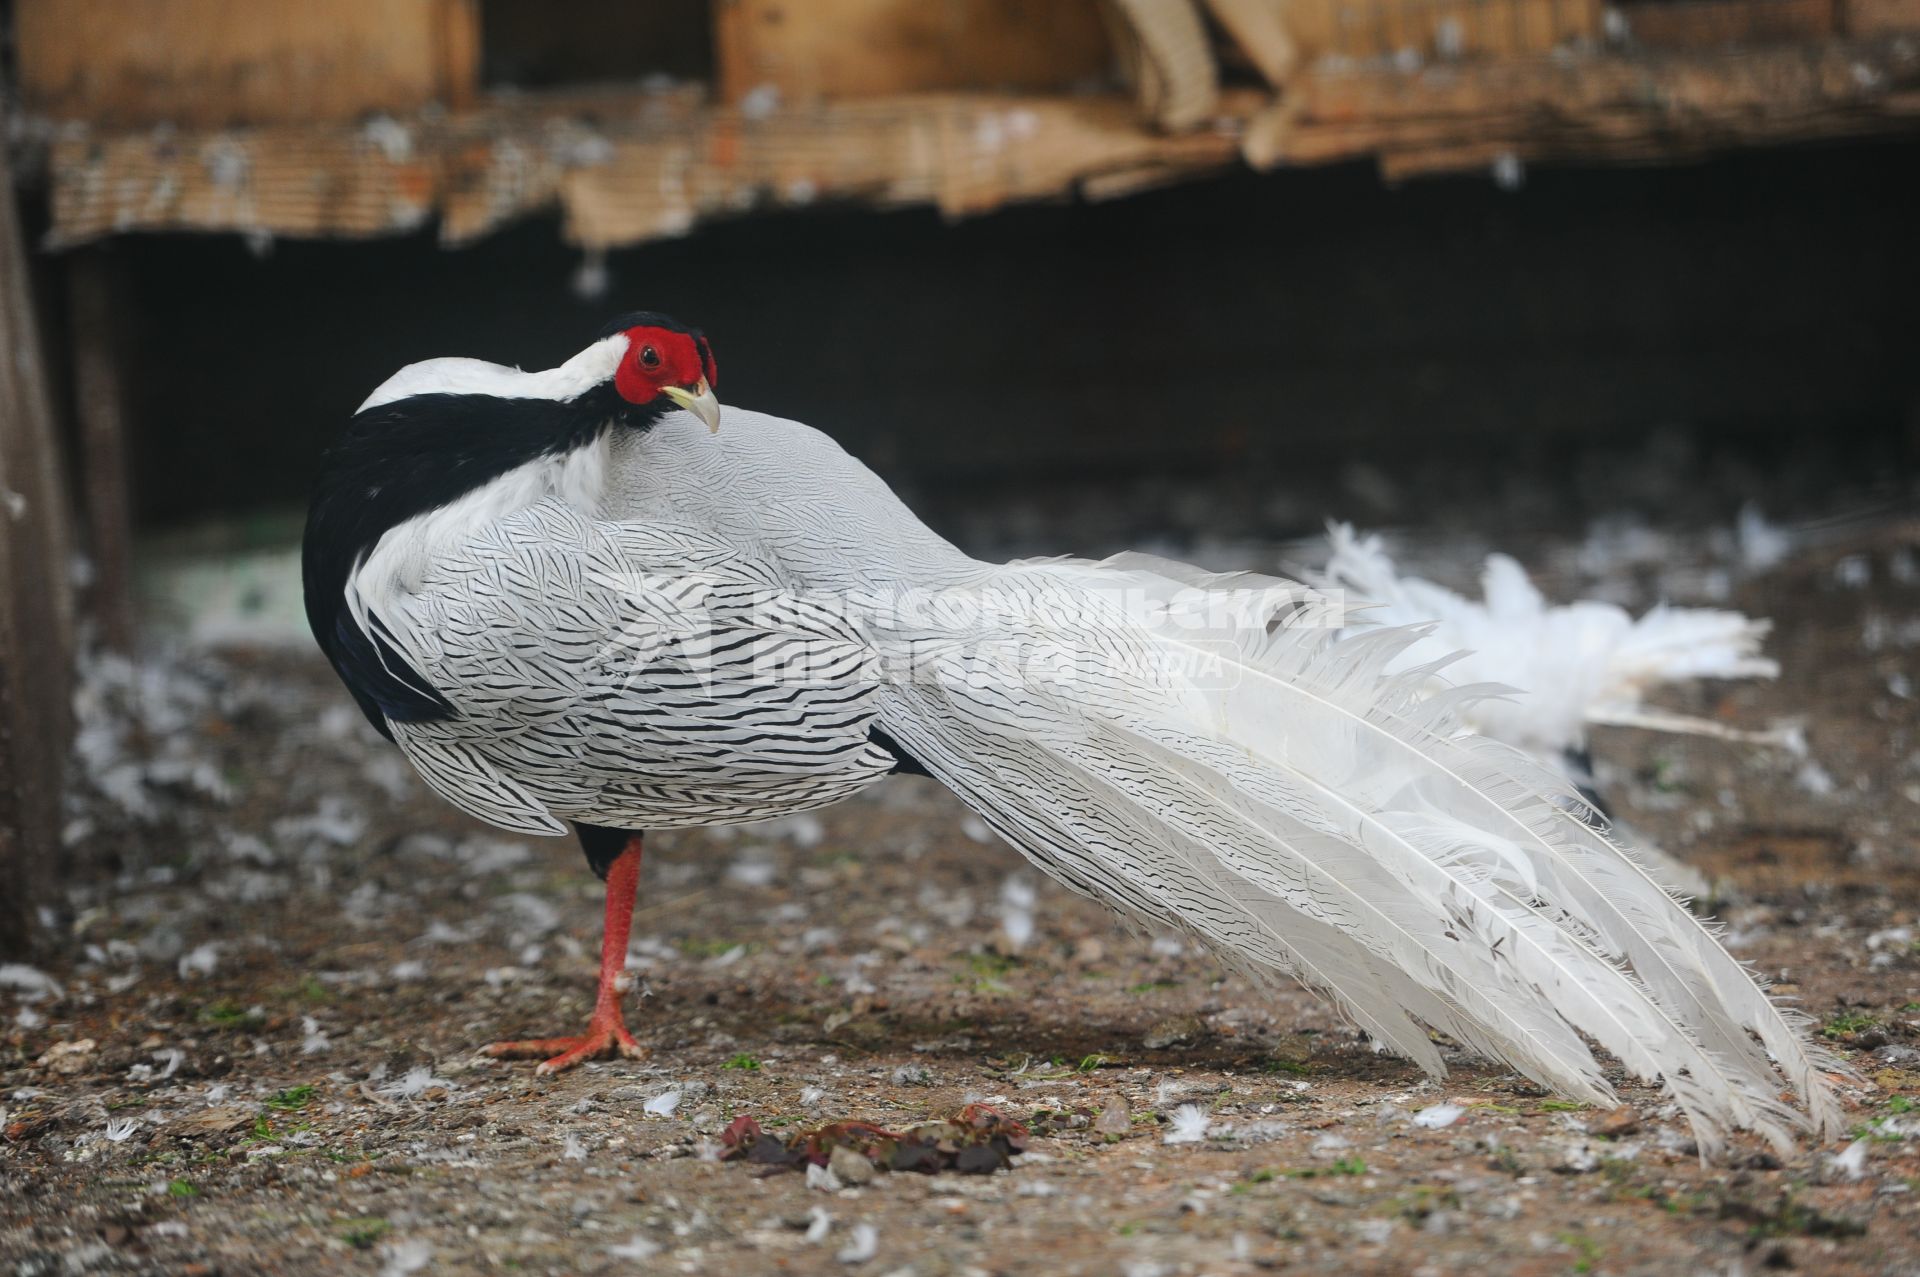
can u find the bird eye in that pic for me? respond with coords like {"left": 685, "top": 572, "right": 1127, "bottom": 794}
{"left": 639, "top": 345, "right": 661, "bottom": 369}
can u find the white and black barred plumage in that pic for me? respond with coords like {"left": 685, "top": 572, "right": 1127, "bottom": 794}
{"left": 306, "top": 320, "right": 1846, "bottom": 1156}
{"left": 389, "top": 501, "right": 897, "bottom": 832}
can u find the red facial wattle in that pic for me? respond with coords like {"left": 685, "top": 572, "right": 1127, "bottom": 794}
{"left": 613, "top": 326, "right": 713, "bottom": 406}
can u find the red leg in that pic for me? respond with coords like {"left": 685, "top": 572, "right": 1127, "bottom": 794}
{"left": 485, "top": 835, "right": 649, "bottom": 1074}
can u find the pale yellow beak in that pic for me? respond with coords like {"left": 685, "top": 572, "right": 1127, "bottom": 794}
{"left": 661, "top": 378, "right": 721, "bottom": 433}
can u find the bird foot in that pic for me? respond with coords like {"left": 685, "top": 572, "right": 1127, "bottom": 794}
{"left": 483, "top": 1012, "right": 649, "bottom": 1075}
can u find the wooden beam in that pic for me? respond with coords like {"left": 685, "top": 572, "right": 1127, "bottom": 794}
{"left": 15, "top": 0, "right": 480, "bottom": 127}
{"left": 0, "top": 149, "right": 76, "bottom": 959}
{"left": 68, "top": 251, "right": 137, "bottom": 652}
{"left": 1105, "top": 0, "right": 1222, "bottom": 131}
{"left": 714, "top": 0, "right": 1114, "bottom": 105}
{"left": 1619, "top": 0, "right": 1835, "bottom": 49}
{"left": 1204, "top": 0, "right": 1300, "bottom": 87}
{"left": 1246, "top": 38, "right": 1920, "bottom": 168}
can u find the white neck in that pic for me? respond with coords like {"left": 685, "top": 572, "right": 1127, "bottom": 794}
{"left": 357, "top": 335, "right": 630, "bottom": 413}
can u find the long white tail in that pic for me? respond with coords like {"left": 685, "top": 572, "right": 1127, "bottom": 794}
{"left": 873, "top": 553, "right": 1845, "bottom": 1157}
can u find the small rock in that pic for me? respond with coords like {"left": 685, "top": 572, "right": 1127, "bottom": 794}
{"left": 889, "top": 1063, "right": 932, "bottom": 1087}
{"left": 172, "top": 1107, "right": 253, "bottom": 1140}
{"left": 1093, "top": 1096, "right": 1132, "bottom": 1137}
{"left": 1591, "top": 1105, "right": 1641, "bottom": 1137}
{"left": 37, "top": 1039, "right": 97, "bottom": 1075}
{"left": 828, "top": 1144, "right": 877, "bottom": 1185}
{"left": 1143, "top": 1015, "right": 1204, "bottom": 1050}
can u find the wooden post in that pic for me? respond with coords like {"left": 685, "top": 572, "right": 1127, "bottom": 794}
{"left": 0, "top": 146, "right": 76, "bottom": 958}
{"left": 68, "top": 251, "right": 137, "bottom": 651}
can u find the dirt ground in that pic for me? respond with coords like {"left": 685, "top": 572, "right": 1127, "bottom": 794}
{"left": 4, "top": 498, "right": 1919, "bottom": 1276}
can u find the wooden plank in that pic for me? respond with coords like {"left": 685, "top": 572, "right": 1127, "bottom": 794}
{"left": 68, "top": 252, "right": 137, "bottom": 652}
{"left": 15, "top": 0, "right": 480, "bottom": 127}
{"left": 1205, "top": 0, "right": 1300, "bottom": 86}
{"left": 1851, "top": 0, "right": 1920, "bottom": 32}
{"left": 1280, "top": 0, "right": 1601, "bottom": 61}
{"left": 1619, "top": 0, "right": 1835, "bottom": 48}
{"left": 0, "top": 146, "right": 76, "bottom": 959}
{"left": 1287, "top": 39, "right": 1917, "bottom": 120}
{"left": 714, "top": 0, "right": 1114, "bottom": 104}
{"left": 1106, "top": 0, "right": 1222, "bottom": 131}
{"left": 1247, "top": 38, "right": 1920, "bottom": 166}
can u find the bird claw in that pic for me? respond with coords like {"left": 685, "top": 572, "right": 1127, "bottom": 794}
{"left": 483, "top": 1014, "right": 648, "bottom": 1074}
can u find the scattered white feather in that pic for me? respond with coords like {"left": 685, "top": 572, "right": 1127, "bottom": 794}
{"left": 1154, "top": 1079, "right": 1196, "bottom": 1109}
{"left": 300, "top": 1016, "right": 331, "bottom": 1055}
{"left": 999, "top": 875, "right": 1037, "bottom": 950}
{"left": 1312, "top": 1132, "right": 1353, "bottom": 1156}
{"left": 176, "top": 943, "right": 219, "bottom": 980}
{"left": 807, "top": 1162, "right": 843, "bottom": 1193}
{"left": 805, "top": 1206, "right": 833, "bottom": 1243}
{"left": 799, "top": 1085, "right": 828, "bottom": 1106}
{"left": 152, "top": 1048, "right": 184, "bottom": 1079}
{"left": 1830, "top": 1138, "right": 1871, "bottom": 1181}
{"left": 836, "top": 1223, "right": 878, "bottom": 1264}
{"left": 493, "top": 892, "right": 561, "bottom": 937}
{"left": 377, "top": 1066, "right": 453, "bottom": 1100}
{"left": 782, "top": 813, "right": 826, "bottom": 848}
{"left": 1321, "top": 524, "right": 1779, "bottom": 757}
{"left": 644, "top": 1088, "right": 683, "bottom": 1117}
{"left": 0, "top": 964, "right": 62, "bottom": 1002}
{"left": 561, "top": 1133, "right": 587, "bottom": 1161}
{"left": 1737, "top": 504, "right": 1793, "bottom": 572}
{"left": 274, "top": 796, "right": 366, "bottom": 848}
{"left": 379, "top": 1240, "right": 434, "bottom": 1277}
{"left": 1412, "top": 1102, "right": 1466, "bottom": 1129}
{"left": 1796, "top": 758, "right": 1838, "bottom": 797}
{"left": 726, "top": 853, "right": 779, "bottom": 887}
{"left": 390, "top": 960, "right": 427, "bottom": 981}
{"left": 103, "top": 1118, "right": 139, "bottom": 1143}
{"left": 606, "top": 1234, "right": 660, "bottom": 1260}
{"left": 457, "top": 836, "right": 533, "bottom": 873}
{"left": 1163, "top": 1104, "right": 1212, "bottom": 1145}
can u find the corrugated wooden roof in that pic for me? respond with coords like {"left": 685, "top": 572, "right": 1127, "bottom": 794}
{"left": 32, "top": 39, "right": 1920, "bottom": 252}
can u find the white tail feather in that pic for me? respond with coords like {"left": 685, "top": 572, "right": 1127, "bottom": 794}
{"left": 876, "top": 554, "right": 1844, "bottom": 1155}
